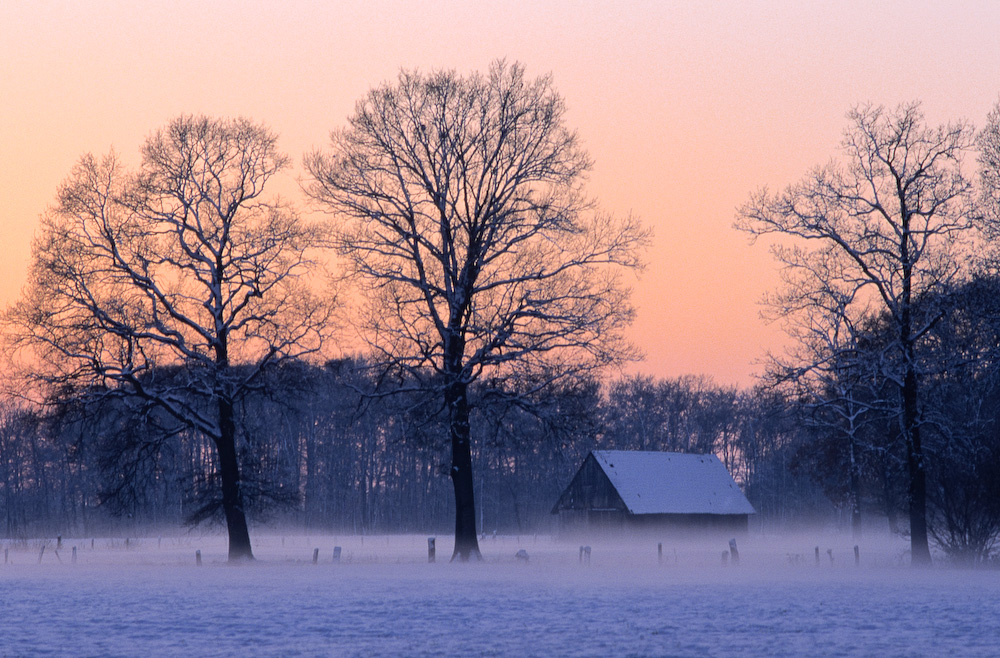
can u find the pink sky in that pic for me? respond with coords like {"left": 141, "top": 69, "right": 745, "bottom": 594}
{"left": 2, "top": 1, "right": 999, "bottom": 387}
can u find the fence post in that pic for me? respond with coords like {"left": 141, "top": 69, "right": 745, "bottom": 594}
{"left": 72, "top": 546, "right": 77, "bottom": 564}
{"left": 312, "top": 548, "right": 319, "bottom": 564}
{"left": 814, "top": 546, "right": 820, "bottom": 566}
{"left": 428, "top": 537, "right": 436, "bottom": 563}
{"left": 854, "top": 545, "right": 860, "bottom": 567}
{"left": 584, "top": 546, "right": 591, "bottom": 566}
{"left": 196, "top": 550, "right": 202, "bottom": 566}
{"left": 728, "top": 539, "right": 740, "bottom": 566}
{"left": 333, "top": 546, "right": 342, "bottom": 563}
{"left": 658, "top": 542, "right": 663, "bottom": 565}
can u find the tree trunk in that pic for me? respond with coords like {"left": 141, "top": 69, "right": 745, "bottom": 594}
{"left": 899, "top": 206, "right": 931, "bottom": 566}
{"left": 447, "top": 380, "right": 481, "bottom": 561}
{"left": 217, "top": 396, "right": 254, "bottom": 561}
{"left": 878, "top": 461, "right": 901, "bottom": 534}
{"left": 848, "top": 437, "right": 862, "bottom": 540}
{"left": 903, "top": 367, "right": 931, "bottom": 566}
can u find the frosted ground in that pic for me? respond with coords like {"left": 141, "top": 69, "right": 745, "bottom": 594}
{"left": 2, "top": 532, "right": 998, "bottom": 657}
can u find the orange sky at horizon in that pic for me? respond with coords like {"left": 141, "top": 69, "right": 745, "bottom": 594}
{"left": 2, "top": 1, "right": 999, "bottom": 388}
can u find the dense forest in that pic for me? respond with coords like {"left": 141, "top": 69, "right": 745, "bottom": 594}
{"left": 0, "top": 363, "right": 832, "bottom": 539}
{"left": 4, "top": 62, "right": 1000, "bottom": 564}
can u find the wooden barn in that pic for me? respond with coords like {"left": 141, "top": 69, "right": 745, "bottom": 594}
{"left": 551, "top": 450, "right": 755, "bottom": 537}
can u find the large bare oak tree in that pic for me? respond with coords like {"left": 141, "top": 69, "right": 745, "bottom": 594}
{"left": 7, "top": 116, "right": 331, "bottom": 560}
{"left": 306, "top": 61, "right": 646, "bottom": 560}
{"left": 737, "top": 102, "right": 975, "bottom": 565}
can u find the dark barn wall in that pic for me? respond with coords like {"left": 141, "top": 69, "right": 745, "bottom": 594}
{"left": 552, "top": 454, "right": 625, "bottom": 513}
{"left": 557, "top": 510, "right": 749, "bottom": 539}
{"left": 627, "top": 512, "right": 748, "bottom": 536}
{"left": 556, "top": 508, "right": 626, "bottom": 536}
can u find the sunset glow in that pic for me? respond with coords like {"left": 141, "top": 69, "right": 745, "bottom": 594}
{"left": 3, "top": 0, "right": 999, "bottom": 386}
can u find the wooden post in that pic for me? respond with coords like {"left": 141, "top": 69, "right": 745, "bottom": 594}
{"left": 4, "top": 548, "right": 7, "bottom": 564}
{"left": 584, "top": 546, "right": 591, "bottom": 566}
{"left": 196, "top": 550, "right": 202, "bottom": 566}
{"left": 729, "top": 539, "right": 740, "bottom": 566}
{"left": 91, "top": 538, "right": 94, "bottom": 549}
{"left": 57, "top": 535, "right": 62, "bottom": 550}
{"left": 579, "top": 546, "right": 584, "bottom": 564}
{"left": 827, "top": 548, "right": 834, "bottom": 565}
{"left": 333, "top": 546, "right": 342, "bottom": 563}
{"left": 658, "top": 542, "right": 663, "bottom": 565}
{"left": 38, "top": 545, "right": 45, "bottom": 564}
{"left": 815, "top": 546, "right": 820, "bottom": 566}
{"left": 312, "top": 548, "right": 319, "bottom": 564}
{"left": 72, "top": 547, "right": 77, "bottom": 564}
{"left": 427, "top": 537, "right": 436, "bottom": 563}
{"left": 158, "top": 537, "right": 162, "bottom": 549}
{"left": 854, "top": 545, "right": 860, "bottom": 567}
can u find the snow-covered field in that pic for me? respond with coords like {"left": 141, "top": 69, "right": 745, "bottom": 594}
{"left": 2, "top": 532, "right": 998, "bottom": 657}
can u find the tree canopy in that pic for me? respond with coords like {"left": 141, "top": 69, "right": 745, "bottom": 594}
{"left": 7, "top": 115, "right": 332, "bottom": 559}
{"left": 306, "top": 61, "right": 647, "bottom": 559}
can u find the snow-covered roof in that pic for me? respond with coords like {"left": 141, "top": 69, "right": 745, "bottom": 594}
{"left": 592, "top": 450, "right": 755, "bottom": 516}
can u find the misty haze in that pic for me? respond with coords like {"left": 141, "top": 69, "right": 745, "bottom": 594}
{"left": 5, "top": 532, "right": 999, "bottom": 657}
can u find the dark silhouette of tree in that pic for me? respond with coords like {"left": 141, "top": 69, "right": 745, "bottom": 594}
{"left": 305, "top": 61, "right": 646, "bottom": 560}
{"left": 760, "top": 260, "right": 893, "bottom": 539}
{"left": 6, "top": 116, "right": 331, "bottom": 560}
{"left": 738, "top": 102, "right": 976, "bottom": 565}
{"left": 917, "top": 274, "right": 1000, "bottom": 563}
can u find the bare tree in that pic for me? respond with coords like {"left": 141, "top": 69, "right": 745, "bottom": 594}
{"left": 305, "top": 61, "right": 646, "bottom": 560}
{"left": 737, "top": 102, "right": 976, "bottom": 565}
{"left": 978, "top": 100, "right": 1000, "bottom": 232}
{"left": 6, "top": 116, "right": 331, "bottom": 560}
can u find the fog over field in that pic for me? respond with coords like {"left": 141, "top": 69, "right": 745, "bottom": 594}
{"left": 3, "top": 532, "right": 997, "bottom": 657}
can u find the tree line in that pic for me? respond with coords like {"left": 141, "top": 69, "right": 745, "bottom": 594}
{"left": 0, "top": 365, "right": 821, "bottom": 540}
{"left": 10, "top": 330, "right": 1000, "bottom": 567}
{"left": 4, "top": 59, "right": 1000, "bottom": 565}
